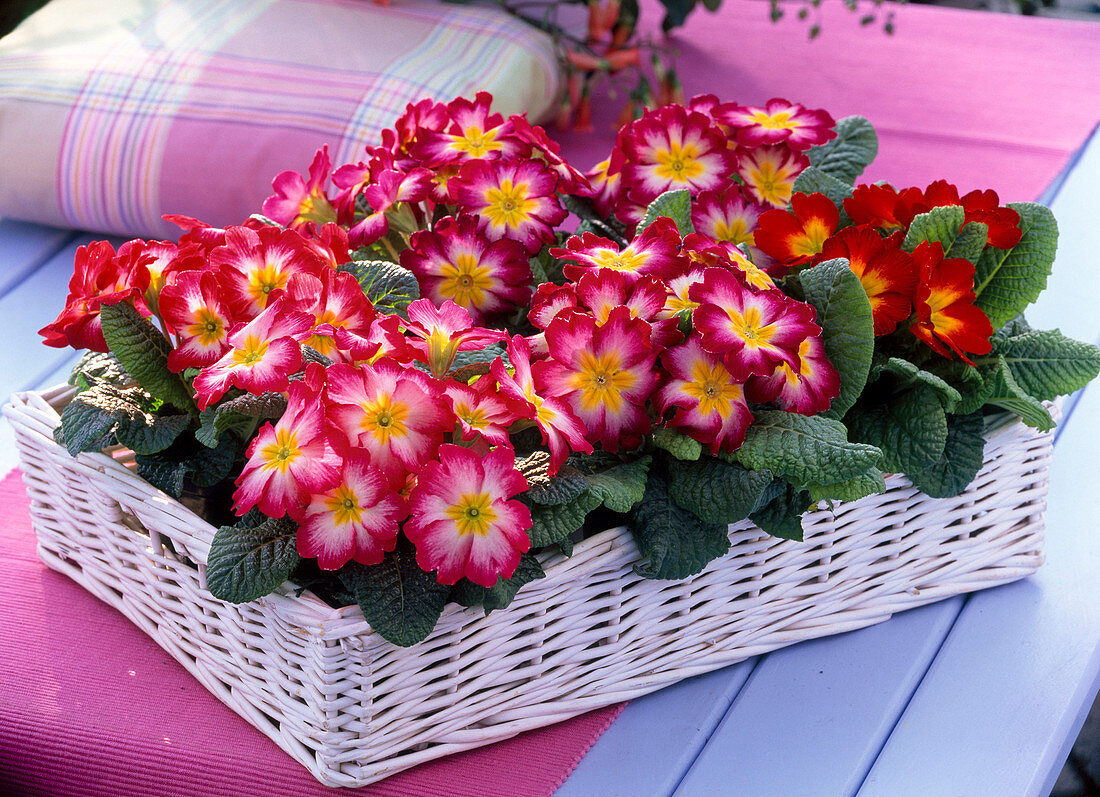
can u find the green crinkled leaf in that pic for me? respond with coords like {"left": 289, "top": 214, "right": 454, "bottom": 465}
{"left": 973, "top": 202, "right": 1057, "bottom": 330}
{"left": 880, "top": 357, "right": 962, "bottom": 412}
{"left": 206, "top": 513, "right": 300, "bottom": 604}
{"left": 638, "top": 189, "right": 694, "bottom": 236}
{"left": 733, "top": 411, "right": 882, "bottom": 486}
{"left": 629, "top": 472, "right": 731, "bottom": 580}
{"left": 58, "top": 382, "right": 189, "bottom": 456}
{"left": 985, "top": 354, "right": 1055, "bottom": 431}
{"left": 134, "top": 434, "right": 240, "bottom": 497}
{"left": 338, "top": 259, "right": 419, "bottom": 316}
{"left": 803, "top": 468, "right": 887, "bottom": 504}
{"left": 796, "top": 258, "right": 875, "bottom": 419}
{"left": 527, "top": 490, "right": 603, "bottom": 548}
{"left": 845, "top": 385, "right": 948, "bottom": 475}
{"left": 650, "top": 427, "right": 703, "bottom": 461}
{"left": 994, "top": 329, "right": 1100, "bottom": 401}
{"left": 907, "top": 411, "right": 987, "bottom": 498}
{"left": 451, "top": 342, "right": 507, "bottom": 371}
{"left": 792, "top": 167, "right": 854, "bottom": 211}
{"left": 586, "top": 456, "right": 651, "bottom": 513}
{"left": 947, "top": 221, "right": 988, "bottom": 265}
{"left": 749, "top": 481, "right": 810, "bottom": 541}
{"left": 516, "top": 452, "right": 590, "bottom": 506}
{"left": 196, "top": 391, "right": 286, "bottom": 448}
{"left": 135, "top": 453, "right": 188, "bottom": 498}
{"left": 99, "top": 302, "right": 196, "bottom": 413}
{"left": 339, "top": 540, "right": 450, "bottom": 647}
{"left": 668, "top": 457, "right": 773, "bottom": 525}
{"left": 68, "top": 350, "right": 132, "bottom": 393}
{"left": 901, "top": 206, "right": 965, "bottom": 254}
{"left": 450, "top": 554, "right": 545, "bottom": 614}
{"left": 806, "top": 116, "right": 878, "bottom": 184}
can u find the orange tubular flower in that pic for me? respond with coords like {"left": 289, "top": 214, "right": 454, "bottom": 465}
{"left": 753, "top": 193, "right": 839, "bottom": 266}
{"left": 909, "top": 242, "right": 993, "bottom": 365}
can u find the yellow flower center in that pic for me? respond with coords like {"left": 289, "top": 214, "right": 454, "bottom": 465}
{"left": 483, "top": 179, "right": 537, "bottom": 229}
{"left": 445, "top": 491, "right": 498, "bottom": 537}
{"left": 232, "top": 334, "right": 269, "bottom": 366}
{"left": 359, "top": 393, "right": 410, "bottom": 445}
{"left": 748, "top": 160, "right": 797, "bottom": 207}
{"left": 590, "top": 247, "right": 647, "bottom": 273}
{"left": 188, "top": 307, "right": 225, "bottom": 346}
{"left": 452, "top": 126, "right": 502, "bottom": 159}
{"left": 726, "top": 305, "right": 777, "bottom": 349}
{"left": 298, "top": 192, "right": 337, "bottom": 224}
{"left": 683, "top": 359, "right": 743, "bottom": 419}
{"left": 654, "top": 141, "right": 705, "bottom": 184}
{"left": 568, "top": 350, "right": 636, "bottom": 414}
{"left": 439, "top": 252, "right": 494, "bottom": 307}
{"left": 749, "top": 109, "right": 801, "bottom": 131}
{"left": 247, "top": 262, "right": 289, "bottom": 308}
{"left": 259, "top": 427, "right": 301, "bottom": 473}
{"left": 325, "top": 485, "right": 363, "bottom": 526}
{"left": 712, "top": 219, "right": 753, "bottom": 246}
{"left": 790, "top": 219, "right": 833, "bottom": 258}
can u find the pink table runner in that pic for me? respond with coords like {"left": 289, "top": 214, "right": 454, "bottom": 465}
{"left": 556, "top": 0, "right": 1100, "bottom": 205}
{"left": 0, "top": 470, "right": 622, "bottom": 795}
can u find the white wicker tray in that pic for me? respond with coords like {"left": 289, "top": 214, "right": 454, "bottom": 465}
{"left": 3, "top": 385, "right": 1055, "bottom": 787}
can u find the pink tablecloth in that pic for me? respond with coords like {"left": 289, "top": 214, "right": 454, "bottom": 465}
{"left": 0, "top": 470, "right": 623, "bottom": 796}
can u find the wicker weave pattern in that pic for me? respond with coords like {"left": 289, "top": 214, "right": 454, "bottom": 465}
{"left": 3, "top": 386, "right": 1054, "bottom": 787}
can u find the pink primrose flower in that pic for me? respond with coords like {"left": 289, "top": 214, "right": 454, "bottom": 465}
{"left": 746, "top": 333, "right": 840, "bottom": 415}
{"left": 401, "top": 215, "right": 532, "bottom": 324}
{"left": 449, "top": 158, "right": 567, "bottom": 255}
{"left": 412, "top": 91, "right": 525, "bottom": 166}
{"left": 715, "top": 98, "right": 837, "bottom": 151}
{"left": 402, "top": 298, "right": 506, "bottom": 377}
{"left": 620, "top": 104, "right": 737, "bottom": 207}
{"left": 283, "top": 269, "right": 376, "bottom": 359}
{"left": 537, "top": 306, "right": 659, "bottom": 451}
{"left": 735, "top": 144, "right": 810, "bottom": 209}
{"left": 191, "top": 298, "right": 314, "bottom": 409}
{"left": 160, "top": 270, "right": 235, "bottom": 370}
{"left": 262, "top": 145, "right": 338, "bottom": 228}
{"left": 691, "top": 186, "right": 764, "bottom": 252}
{"left": 405, "top": 444, "right": 532, "bottom": 587}
{"left": 209, "top": 226, "right": 327, "bottom": 320}
{"left": 443, "top": 380, "right": 523, "bottom": 448}
{"left": 324, "top": 359, "right": 454, "bottom": 486}
{"left": 551, "top": 216, "right": 685, "bottom": 283}
{"left": 297, "top": 451, "right": 408, "bottom": 569}
{"left": 689, "top": 267, "right": 820, "bottom": 381}
{"left": 233, "top": 364, "right": 343, "bottom": 519}
{"left": 655, "top": 334, "right": 755, "bottom": 455}
{"left": 490, "top": 335, "right": 593, "bottom": 474}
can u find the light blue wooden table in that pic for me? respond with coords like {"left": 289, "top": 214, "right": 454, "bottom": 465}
{"left": 0, "top": 126, "right": 1096, "bottom": 797}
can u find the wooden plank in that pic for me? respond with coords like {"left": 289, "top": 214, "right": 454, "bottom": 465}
{"left": 672, "top": 601, "right": 963, "bottom": 796}
{"left": 0, "top": 233, "right": 100, "bottom": 402}
{"left": 555, "top": 661, "right": 756, "bottom": 797}
{"left": 0, "top": 219, "right": 76, "bottom": 300}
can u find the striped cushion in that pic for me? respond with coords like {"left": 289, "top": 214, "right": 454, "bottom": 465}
{"left": 0, "top": 0, "right": 561, "bottom": 239}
